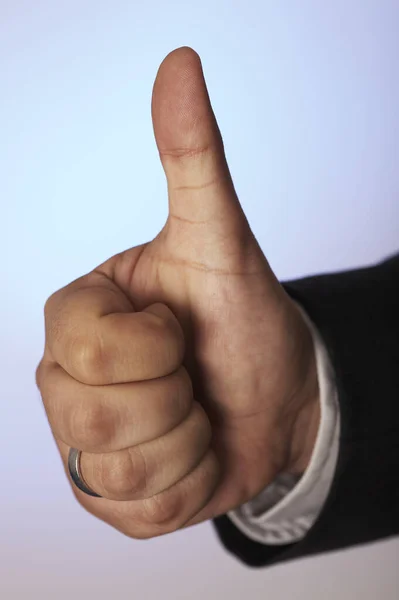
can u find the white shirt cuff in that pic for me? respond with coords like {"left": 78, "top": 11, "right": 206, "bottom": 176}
{"left": 227, "top": 305, "right": 340, "bottom": 546}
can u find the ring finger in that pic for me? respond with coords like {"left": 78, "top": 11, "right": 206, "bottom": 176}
{"left": 66, "top": 401, "right": 212, "bottom": 501}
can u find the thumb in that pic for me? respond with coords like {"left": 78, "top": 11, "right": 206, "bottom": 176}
{"left": 151, "top": 47, "right": 248, "bottom": 231}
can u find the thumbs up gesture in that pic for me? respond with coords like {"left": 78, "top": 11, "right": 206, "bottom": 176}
{"left": 36, "top": 48, "right": 319, "bottom": 538}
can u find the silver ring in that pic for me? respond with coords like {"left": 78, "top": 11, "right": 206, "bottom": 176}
{"left": 67, "top": 448, "right": 102, "bottom": 498}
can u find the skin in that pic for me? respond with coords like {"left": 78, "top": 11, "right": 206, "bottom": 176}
{"left": 36, "top": 47, "right": 320, "bottom": 540}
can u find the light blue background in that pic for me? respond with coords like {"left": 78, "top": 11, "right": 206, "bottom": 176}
{"left": 1, "top": 1, "right": 398, "bottom": 598}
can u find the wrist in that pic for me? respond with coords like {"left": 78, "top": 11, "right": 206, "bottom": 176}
{"left": 285, "top": 307, "right": 321, "bottom": 476}
{"left": 288, "top": 383, "right": 320, "bottom": 475}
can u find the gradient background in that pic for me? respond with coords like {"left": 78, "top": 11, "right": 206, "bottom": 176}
{"left": 1, "top": 1, "right": 399, "bottom": 598}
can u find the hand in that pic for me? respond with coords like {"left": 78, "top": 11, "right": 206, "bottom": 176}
{"left": 36, "top": 47, "right": 320, "bottom": 540}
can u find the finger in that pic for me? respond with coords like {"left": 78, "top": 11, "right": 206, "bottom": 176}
{"left": 44, "top": 272, "right": 185, "bottom": 385}
{"left": 57, "top": 437, "right": 220, "bottom": 539}
{"left": 152, "top": 47, "right": 247, "bottom": 229}
{"left": 38, "top": 362, "right": 193, "bottom": 453}
{"left": 76, "top": 401, "right": 212, "bottom": 501}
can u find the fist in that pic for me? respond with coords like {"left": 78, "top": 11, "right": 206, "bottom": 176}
{"left": 36, "top": 47, "right": 320, "bottom": 540}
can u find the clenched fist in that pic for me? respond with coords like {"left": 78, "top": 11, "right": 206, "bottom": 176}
{"left": 36, "top": 47, "right": 320, "bottom": 540}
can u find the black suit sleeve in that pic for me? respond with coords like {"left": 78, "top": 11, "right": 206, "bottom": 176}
{"left": 213, "top": 253, "right": 399, "bottom": 567}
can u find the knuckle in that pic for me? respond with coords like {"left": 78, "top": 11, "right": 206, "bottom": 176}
{"left": 71, "top": 401, "right": 116, "bottom": 451}
{"left": 142, "top": 489, "right": 183, "bottom": 531}
{"left": 44, "top": 291, "right": 58, "bottom": 318}
{"left": 159, "top": 144, "right": 211, "bottom": 162}
{"left": 100, "top": 447, "right": 147, "bottom": 498}
{"left": 115, "top": 517, "right": 155, "bottom": 541}
{"left": 35, "top": 361, "right": 43, "bottom": 389}
{"left": 69, "top": 335, "right": 107, "bottom": 385}
{"left": 117, "top": 523, "right": 151, "bottom": 540}
{"left": 44, "top": 291, "right": 68, "bottom": 341}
